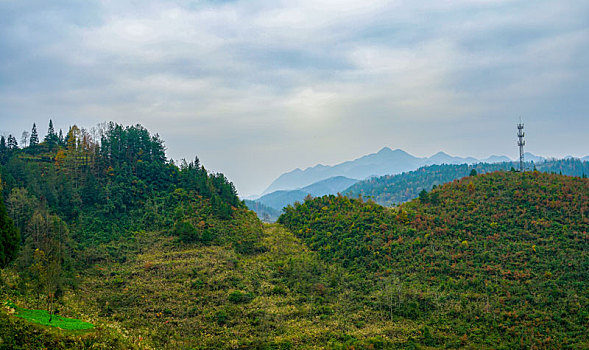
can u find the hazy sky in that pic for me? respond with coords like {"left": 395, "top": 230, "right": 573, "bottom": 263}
{"left": 1, "top": 0, "right": 588, "bottom": 196}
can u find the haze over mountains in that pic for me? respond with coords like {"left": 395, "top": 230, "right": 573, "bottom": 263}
{"left": 259, "top": 147, "right": 549, "bottom": 196}
{"left": 250, "top": 176, "right": 359, "bottom": 221}
{"left": 245, "top": 147, "right": 588, "bottom": 221}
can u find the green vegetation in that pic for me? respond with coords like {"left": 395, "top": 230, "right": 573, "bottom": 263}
{"left": 5, "top": 300, "right": 94, "bottom": 330}
{"left": 1, "top": 120, "right": 587, "bottom": 348}
{"left": 43, "top": 224, "right": 429, "bottom": 348}
{"left": 0, "top": 120, "right": 260, "bottom": 348}
{"left": 280, "top": 171, "right": 589, "bottom": 348}
{"left": 0, "top": 303, "right": 134, "bottom": 349}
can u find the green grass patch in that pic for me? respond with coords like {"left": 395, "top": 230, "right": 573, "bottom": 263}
{"left": 4, "top": 301, "right": 94, "bottom": 330}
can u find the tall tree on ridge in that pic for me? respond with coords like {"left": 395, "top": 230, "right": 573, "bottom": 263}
{"left": 29, "top": 123, "right": 39, "bottom": 147}
{"left": 44, "top": 119, "right": 59, "bottom": 149}
{"left": 47, "top": 120, "right": 55, "bottom": 136}
{"left": 58, "top": 129, "right": 65, "bottom": 146}
{"left": 7, "top": 135, "right": 18, "bottom": 150}
{"left": 21, "top": 131, "right": 30, "bottom": 148}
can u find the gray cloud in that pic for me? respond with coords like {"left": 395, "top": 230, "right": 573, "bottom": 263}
{"left": 1, "top": 0, "right": 588, "bottom": 195}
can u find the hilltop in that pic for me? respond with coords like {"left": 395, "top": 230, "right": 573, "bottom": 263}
{"left": 279, "top": 171, "right": 589, "bottom": 348}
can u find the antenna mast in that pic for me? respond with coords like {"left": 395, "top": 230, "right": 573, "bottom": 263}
{"left": 517, "top": 118, "right": 525, "bottom": 172}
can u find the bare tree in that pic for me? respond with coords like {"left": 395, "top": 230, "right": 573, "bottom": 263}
{"left": 21, "top": 131, "right": 30, "bottom": 148}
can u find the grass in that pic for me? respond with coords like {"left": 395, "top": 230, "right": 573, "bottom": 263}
{"left": 4, "top": 300, "right": 94, "bottom": 330}
{"left": 63, "top": 225, "right": 421, "bottom": 349}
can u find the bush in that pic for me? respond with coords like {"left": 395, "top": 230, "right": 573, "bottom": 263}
{"left": 174, "top": 221, "right": 200, "bottom": 243}
{"left": 228, "top": 290, "right": 254, "bottom": 304}
{"left": 215, "top": 309, "right": 228, "bottom": 325}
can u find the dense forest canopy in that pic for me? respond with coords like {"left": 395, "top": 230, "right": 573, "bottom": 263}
{"left": 0, "top": 121, "right": 246, "bottom": 242}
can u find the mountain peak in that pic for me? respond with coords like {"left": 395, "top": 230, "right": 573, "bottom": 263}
{"left": 431, "top": 151, "right": 450, "bottom": 157}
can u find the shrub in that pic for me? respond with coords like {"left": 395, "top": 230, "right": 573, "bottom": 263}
{"left": 228, "top": 290, "right": 254, "bottom": 304}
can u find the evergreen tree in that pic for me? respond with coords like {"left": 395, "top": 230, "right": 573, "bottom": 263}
{"left": 30, "top": 123, "right": 39, "bottom": 147}
{"left": 58, "top": 129, "right": 65, "bottom": 146}
{"left": 418, "top": 189, "right": 429, "bottom": 203}
{"left": 44, "top": 119, "right": 59, "bottom": 148}
{"left": 7, "top": 134, "right": 18, "bottom": 150}
{"left": 0, "top": 186, "right": 20, "bottom": 269}
{"left": 47, "top": 120, "right": 55, "bottom": 136}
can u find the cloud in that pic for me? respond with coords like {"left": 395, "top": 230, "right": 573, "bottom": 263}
{"left": 1, "top": 0, "right": 588, "bottom": 195}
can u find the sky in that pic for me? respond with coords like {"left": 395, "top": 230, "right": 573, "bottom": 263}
{"left": 1, "top": 0, "right": 588, "bottom": 196}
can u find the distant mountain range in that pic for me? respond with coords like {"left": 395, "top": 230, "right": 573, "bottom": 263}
{"left": 247, "top": 148, "right": 588, "bottom": 221}
{"left": 261, "top": 147, "right": 552, "bottom": 195}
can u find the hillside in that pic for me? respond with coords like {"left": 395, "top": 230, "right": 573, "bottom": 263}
{"left": 3, "top": 220, "right": 443, "bottom": 349}
{"left": 1, "top": 121, "right": 444, "bottom": 349}
{"left": 0, "top": 122, "right": 262, "bottom": 348}
{"left": 299, "top": 176, "right": 359, "bottom": 197}
{"left": 345, "top": 158, "right": 589, "bottom": 206}
{"left": 279, "top": 171, "right": 589, "bottom": 348}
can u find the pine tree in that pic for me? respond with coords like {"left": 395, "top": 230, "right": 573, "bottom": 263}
{"left": 7, "top": 135, "right": 18, "bottom": 150}
{"left": 0, "top": 186, "right": 20, "bottom": 269}
{"left": 44, "top": 119, "right": 59, "bottom": 148}
{"left": 30, "top": 123, "right": 39, "bottom": 147}
{"left": 58, "top": 129, "right": 65, "bottom": 146}
{"left": 48, "top": 120, "right": 55, "bottom": 136}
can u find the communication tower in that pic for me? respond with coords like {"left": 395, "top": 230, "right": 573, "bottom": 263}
{"left": 517, "top": 119, "right": 525, "bottom": 172}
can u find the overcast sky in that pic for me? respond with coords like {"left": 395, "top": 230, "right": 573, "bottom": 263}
{"left": 1, "top": 0, "right": 588, "bottom": 196}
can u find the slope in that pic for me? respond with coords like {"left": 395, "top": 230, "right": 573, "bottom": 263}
{"left": 1, "top": 121, "right": 431, "bottom": 349}
{"left": 50, "top": 224, "right": 435, "bottom": 349}
{"left": 279, "top": 171, "right": 589, "bottom": 348}
{"left": 0, "top": 121, "right": 262, "bottom": 348}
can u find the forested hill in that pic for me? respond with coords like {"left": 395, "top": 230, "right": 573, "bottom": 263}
{"left": 1, "top": 121, "right": 266, "bottom": 348}
{"left": 279, "top": 171, "right": 589, "bottom": 348}
{"left": 344, "top": 158, "right": 589, "bottom": 206}
{"left": 0, "top": 121, "right": 256, "bottom": 243}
